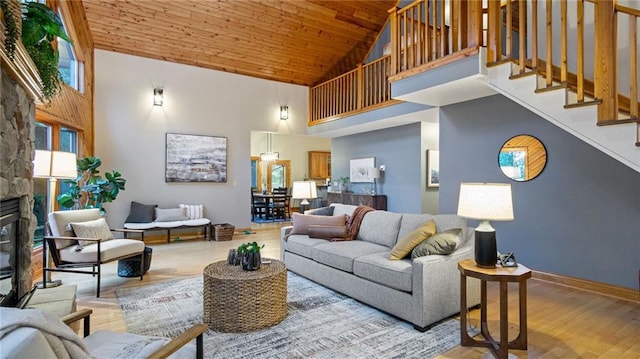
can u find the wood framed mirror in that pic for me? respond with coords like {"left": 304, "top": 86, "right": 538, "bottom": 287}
{"left": 498, "top": 134, "right": 547, "bottom": 181}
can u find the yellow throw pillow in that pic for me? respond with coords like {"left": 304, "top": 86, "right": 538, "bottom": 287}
{"left": 389, "top": 220, "right": 436, "bottom": 260}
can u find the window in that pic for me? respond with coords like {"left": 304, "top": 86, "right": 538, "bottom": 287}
{"left": 58, "top": 127, "right": 78, "bottom": 209}
{"left": 57, "top": 9, "right": 83, "bottom": 92}
{"left": 33, "top": 123, "right": 52, "bottom": 248}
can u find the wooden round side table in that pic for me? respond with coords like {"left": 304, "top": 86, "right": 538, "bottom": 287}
{"left": 203, "top": 259, "right": 287, "bottom": 332}
{"left": 458, "top": 258, "right": 532, "bottom": 359}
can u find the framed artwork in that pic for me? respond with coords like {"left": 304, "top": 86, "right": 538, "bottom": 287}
{"left": 165, "top": 133, "right": 227, "bottom": 182}
{"left": 427, "top": 150, "right": 439, "bottom": 188}
{"left": 350, "top": 157, "right": 375, "bottom": 183}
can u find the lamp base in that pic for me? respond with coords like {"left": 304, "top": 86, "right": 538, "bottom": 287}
{"left": 35, "top": 279, "right": 62, "bottom": 289}
{"left": 474, "top": 230, "right": 497, "bottom": 268}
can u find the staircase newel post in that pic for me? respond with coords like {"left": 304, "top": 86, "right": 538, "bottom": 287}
{"left": 594, "top": 0, "right": 617, "bottom": 122}
{"left": 388, "top": 6, "right": 399, "bottom": 76}
{"left": 487, "top": 0, "right": 501, "bottom": 63}
{"left": 461, "top": 0, "right": 482, "bottom": 49}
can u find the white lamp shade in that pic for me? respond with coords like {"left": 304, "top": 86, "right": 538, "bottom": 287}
{"left": 291, "top": 181, "right": 318, "bottom": 200}
{"left": 369, "top": 168, "right": 380, "bottom": 179}
{"left": 33, "top": 150, "right": 77, "bottom": 179}
{"left": 457, "top": 183, "right": 514, "bottom": 221}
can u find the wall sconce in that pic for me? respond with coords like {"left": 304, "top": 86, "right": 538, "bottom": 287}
{"left": 153, "top": 87, "right": 164, "bottom": 106}
{"left": 280, "top": 105, "right": 289, "bottom": 120}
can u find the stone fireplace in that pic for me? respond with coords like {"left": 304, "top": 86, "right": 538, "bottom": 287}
{"left": 0, "top": 65, "right": 37, "bottom": 302}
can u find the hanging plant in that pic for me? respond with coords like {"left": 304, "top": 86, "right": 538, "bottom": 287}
{"left": 20, "top": 1, "right": 71, "bottom": 101}
{"left": 0, "top": 0, "right": 20, "bottom": 60}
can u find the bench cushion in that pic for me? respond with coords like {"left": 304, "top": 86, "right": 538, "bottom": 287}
{"left": 123, "top": 218, "right": 210, "bottom": 230}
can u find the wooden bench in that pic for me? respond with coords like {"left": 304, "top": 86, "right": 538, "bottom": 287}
{"left": 123, "top": 219, "right": 212, "bottom": 242}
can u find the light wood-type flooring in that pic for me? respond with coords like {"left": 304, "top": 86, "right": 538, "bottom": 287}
{"left": 49, "top": 223, "right": 639, "bottom": 358}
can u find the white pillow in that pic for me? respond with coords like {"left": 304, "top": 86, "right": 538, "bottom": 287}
{"left": 155, "top": 207, "right": 188, "bottom": 222}
{"left": 179, "top": 204, "right": 203, "bottom": 220}
{"left": 70, "top": 218, "right": 114, "bottom": 246}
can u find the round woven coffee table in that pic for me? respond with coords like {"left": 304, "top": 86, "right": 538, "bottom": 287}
{"left": 203, "top": 259, "right": 287, "bottom": 332}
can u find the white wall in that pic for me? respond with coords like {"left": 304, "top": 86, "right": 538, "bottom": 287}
{"left": 250, "top": 132, "right": 331, "bottom": 182}
{"left": 94, "top": 50, "right": 309, "bottom": 229}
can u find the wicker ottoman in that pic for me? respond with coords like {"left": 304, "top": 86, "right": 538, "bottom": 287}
{"left": 203, "top": 259, "right": 287, "bottom": 332}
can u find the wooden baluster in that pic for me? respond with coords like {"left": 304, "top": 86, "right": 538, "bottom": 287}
{"left": 518, "top": 0, "right": 526, "bottom": 73}
{"left": 409, "top": 7, "right": 414, "bottom": 70}
{"left": 560, "top": 0, "right": 567, "bottom": 84}
{"left": 432, "top": 0, "right": 437, "bottom": 59}
{"left": 505, "top": 0, "right": 512, "bottom": 59}
{"left": 452, "top": 0, "right": 459, "bottom": 53}
{"left": 462, "top": 0, "right": 482, "bottom": 49}
{"left": 357, "top": 63, "right": 364, "bottom": 110}
{"left": 426, "top": 0, "right": 432, "bottom": 61}
{"left": 532, "top": 0, "right": 538, "bottom": 70}
{"left": 594, "top": 0, "right": 617, "bottom": 122}
{"left": 630, "top": 15, "right": 638, "bottom": 119}
{"left": 439, "top": 0, "right": 446, "bottom": 56}
{"left": 417, "top": 3, "right": 423, "bottom": 65}
{"left": 577, "top": 0, "right": 584, "bottom": 102}
{"left": 545, "top": 0, "right": 553, "bottom": 87}
{"left": 389, "top": 7, "right": 398, "bottom": 76}
{"left": 487, "top": 0, "right": 501, "bottom": 63}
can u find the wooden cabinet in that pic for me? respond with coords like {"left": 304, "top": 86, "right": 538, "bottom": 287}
{"left": 326, "top": 193, "right": 387, "bottom": 210}
{"left": 308, "top": 151, "right": 331, "bottom": 179}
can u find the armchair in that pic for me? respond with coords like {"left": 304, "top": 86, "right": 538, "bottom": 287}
{"left": 44, "top": 208, "right": 146, "bottom": 297}
{"left": 0, "top": 307, "right": 207, "bottom": 359}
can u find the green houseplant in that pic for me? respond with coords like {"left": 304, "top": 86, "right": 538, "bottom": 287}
{"left": 1, "top": 1, "right": 71, "bottom": 101}
{"left": 57, "top": 156, "right": 126, "bottom": 214}
{"left": 237, "top": 241, "right": 264, "bottom": 271}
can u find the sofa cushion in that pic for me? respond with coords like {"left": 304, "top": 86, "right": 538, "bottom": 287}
{"left": 312, "top": 241, "right": 389, "bottom": 273}
{"left": 70, "top": 218, "right": 114, "bottom": 246}
{"left": 356, "top": 211, "right": 403, "bottom": 248}
{"left": 354, "top": 252, "right": 413, "bottom": 292}
{"left": 155, "top": 207, "right": 188, "bottom": 222}
{"left": 398, "top": 213, "right": 467, "bottom": 239}
{"left": 286, "top": 235, "right": 328, "bottom": 259}
{"left": 288, "top": 213, "right": 347, "bottom": 236}
{"left": 411, "top": 228, "right": 463, "bottom": 258}
{"left": 308, "top": 225, "right": 347, "bottom": 240}
{"left": 59, "top": 239, "right": 144, "bottom": 263}
{"left": 330, "top": 203, "right": 358, "bottom": 218}
{"left": 389, "top": 220, "right": 436, "bottom": 260}
{"left": 125, "top": 201, "right": 157, "bottom": 223}
{"left": 304, "top": 206, "right": 334, "bottom": 216}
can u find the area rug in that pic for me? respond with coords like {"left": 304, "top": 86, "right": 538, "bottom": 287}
{"left": 116, "top": 272, "right": 460, "bottom": 359}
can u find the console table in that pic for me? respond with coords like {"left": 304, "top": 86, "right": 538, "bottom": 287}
{"left": 458, "top": 259, "right": 532, "bottom": 359}
{"left": 326, "top": 192, "right": 387, "bottom": 210}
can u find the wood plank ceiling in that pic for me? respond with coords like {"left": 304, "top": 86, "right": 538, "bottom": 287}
{"left": 81, "top": 0, "right": 397, "bottom": 86}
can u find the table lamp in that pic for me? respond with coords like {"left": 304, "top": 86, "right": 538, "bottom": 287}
{"left": 291, "top": 181, "right": 317, "bottom": 213}
{"left": 369, "top": 167, "right": 380, "bottom": 195}
{"left": 457, "top": 183, "right": 514, "bottom": 268}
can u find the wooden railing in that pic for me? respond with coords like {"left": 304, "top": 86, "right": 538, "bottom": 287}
{"left": 310, "top": 0, "right": 639, "bottom": 142}
{"left": 309, "top": 56, "right": 396, "bottom": 125}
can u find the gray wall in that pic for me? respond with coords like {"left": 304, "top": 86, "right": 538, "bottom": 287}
{"left": 439, "top": 95, "right": 640, "bottom": 290}
{"left": 332, "top": 123, "right": 423, "bottom": 213}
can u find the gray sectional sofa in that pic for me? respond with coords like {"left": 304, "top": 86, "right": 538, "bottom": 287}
{"left": 280, "top": 203, "right": 481, "bottom": 331}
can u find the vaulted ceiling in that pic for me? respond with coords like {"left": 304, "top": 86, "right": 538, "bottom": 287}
{"left": 81, "top": 0, "right": 397, "bottom": 87}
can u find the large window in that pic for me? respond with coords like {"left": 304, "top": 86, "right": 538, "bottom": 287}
{"left": 57, "top": 8, "right": 83, "bottom": 92}
{"left": 33, "top": 123, "right": 52, "bottom": 247}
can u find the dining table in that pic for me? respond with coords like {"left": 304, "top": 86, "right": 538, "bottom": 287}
{"left": 252, "top": 193, "right": 290, "bottom": 220}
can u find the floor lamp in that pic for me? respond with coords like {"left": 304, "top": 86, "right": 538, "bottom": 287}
{"left": 291, "top": 181, "right": 317, "bottom": 213}
{"left": 33, "top": 150, "right": 78, "bottom": 288}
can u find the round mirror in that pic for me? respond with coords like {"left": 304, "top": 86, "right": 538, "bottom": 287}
{"left": 498, "top": 134, "right": 547, "bottom": 181}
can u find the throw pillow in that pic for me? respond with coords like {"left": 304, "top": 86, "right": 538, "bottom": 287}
{"left": 180, "top": 204, "right": 204, "bottom": 220}
{"left": 125, "top": 201, "right": 157, "bottom": 223}
{"left": 308, "top": 225, "right": 347, "bottom": 240}
{"left": 155, "top": 207, "right": 188, "bottom": 222}
{"left": 411, "top": 228, "right": 463, "bottom": 258}
{"left": 304, "top": 206, "right": 335, "bottom": 216}
{"left": 70, "top": 218, "right": 114, "bottom": 247}
{"left": 389, "top": 220, "right": 436, "bottom": 260}
{"left": 287, "top": 213, "right": 347, "bottom": 238}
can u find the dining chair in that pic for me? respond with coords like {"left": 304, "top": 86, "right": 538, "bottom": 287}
{"left": 251, "top": 190, "right": 266, "bottom": 220}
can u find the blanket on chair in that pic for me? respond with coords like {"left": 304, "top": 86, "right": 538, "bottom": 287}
{"left": 338, "top": 205, "right": 375, "bottom": 241}
{"left": 0, "top": 307, "right": 90, "bottom": 359}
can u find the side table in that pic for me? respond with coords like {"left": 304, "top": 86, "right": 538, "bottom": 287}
{"left": 203, "top": 259, "right": 287, "bottom": 332}
{"left": 458, "top": 259, "right": 532, "bottom": 359}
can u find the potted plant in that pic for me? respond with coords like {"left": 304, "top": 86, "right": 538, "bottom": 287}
{"left": 1, "top": 1, "right": 72, "bottom": 102}
{"left": 237, "top": 241, "right": 264, "bottom": 271}
{"left": 57, "top": 156, "right": 126, "bottom": 215}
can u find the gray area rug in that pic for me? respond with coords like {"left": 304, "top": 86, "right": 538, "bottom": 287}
{"left": 116, "top": 272, "right": 460, "bottom": 358}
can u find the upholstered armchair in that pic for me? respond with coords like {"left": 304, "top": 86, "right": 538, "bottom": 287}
{"left": 44, "top": 208, "right": 146, "bottom": 297}
{"left": 0, "top": 307, "right": 207, "bottom": 358}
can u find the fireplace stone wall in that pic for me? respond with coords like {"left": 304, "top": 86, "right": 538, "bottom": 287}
{"left": 1, "top": 66, "right": 37, "bottom": 298}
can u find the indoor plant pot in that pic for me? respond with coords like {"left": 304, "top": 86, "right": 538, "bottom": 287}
{"left": 237, "top": 241, "right": 264, "bottom": 271}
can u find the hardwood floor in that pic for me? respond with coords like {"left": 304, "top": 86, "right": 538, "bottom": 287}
{"left": 52, "top": 223, "right": 639, "bottom": 358}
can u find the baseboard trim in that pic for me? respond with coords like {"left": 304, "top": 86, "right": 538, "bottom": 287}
{"left": 532, "top": 270, "right": 639, "bottom": 302}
